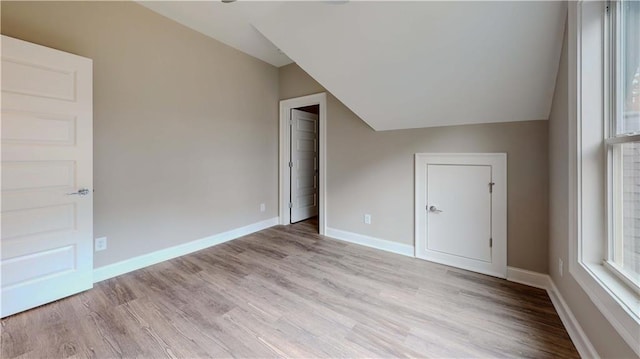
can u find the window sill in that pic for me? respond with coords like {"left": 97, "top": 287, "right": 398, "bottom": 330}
{"left": 603, "top": 261, "right": 640, "bottom": 296}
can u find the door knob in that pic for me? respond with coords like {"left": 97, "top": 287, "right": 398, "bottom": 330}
{"left": 67, "top": 188, "right": 90, "bottom": 196}
{"left": 428, "top": 205, "right": 443, "bottom": 213}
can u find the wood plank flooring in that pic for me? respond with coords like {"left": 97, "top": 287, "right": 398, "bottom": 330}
{"left": 1, "top": 219, "right": 579, "bottom": 358}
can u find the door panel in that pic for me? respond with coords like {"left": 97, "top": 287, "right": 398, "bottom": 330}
{"left": 2, "top": 161, "right": 76, "bottom": 190}
{"left": 2, "top": 204, "right": 76, "bottom": 239}
{"left": 290, "top": 109, "right": 318, "bottom": 223}
{"left": 1, "top": 35, "right": 93, "bottom": 318}
{"left": 1, "top": 245, "right": 76, "bottom": 288}
{"left": 2, "top": 58, "right": 77, "bottom": 101}
{"left": 427, "top": 164, "right": 492, "bottom": 262}
{"left": 2, "top": 110, "right": 76, "bottom": 145}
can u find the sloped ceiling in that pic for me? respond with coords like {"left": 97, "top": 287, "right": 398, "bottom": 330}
{"left": 138, "top": 1, "right": 292, "bottom": 67}
{"left": 140, "top": 1, "right": 566, "bottom": 131}
{"left": 254, "top": 1, "right": 566, "bottom": 130}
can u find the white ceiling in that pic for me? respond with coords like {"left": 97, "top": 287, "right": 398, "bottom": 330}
{"left": 140, "top": 1, "right": 566, "bottom": 131}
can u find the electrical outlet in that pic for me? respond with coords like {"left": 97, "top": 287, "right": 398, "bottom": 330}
{"left": 364, "top": 214, "right": 372, "bottom": 225}
{"left": 260, "top": 203, "right": 266, "bottom": 212}
{"left": 558, "top": 258, "right": 564, "bottom": 277}
{"left": 95, "top": 237, "right": 107, "bottom": 252}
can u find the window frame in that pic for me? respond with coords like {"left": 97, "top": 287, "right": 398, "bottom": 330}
{"left": 604, "top": 0, "right": 640, "bottom": 295}
{"left": 568, "top": 1, "right": 640, "bottom": 355}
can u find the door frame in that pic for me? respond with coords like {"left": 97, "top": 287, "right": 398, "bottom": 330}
{"left": 279, "top": 92, "right": 327, "bottom": 234}
{"left": 414, "top": 153, "right": 507, "bottom": 278}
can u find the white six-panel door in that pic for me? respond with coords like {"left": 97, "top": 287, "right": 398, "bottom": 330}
{"left": 1, "top": 35, "right": 93, "bottom": 317}
{"left": 415, "top": 153, "right": 507, "bottom": 278}
{"left": 290, "top": 109, "right": 319, "bottom": 223}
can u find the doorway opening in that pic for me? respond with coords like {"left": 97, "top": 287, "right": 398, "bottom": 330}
{"left": 290, "top": 105, "right": 319, "bottom": 226}
{"left": 279, "top": 93, "right": 327, "bottom": 234}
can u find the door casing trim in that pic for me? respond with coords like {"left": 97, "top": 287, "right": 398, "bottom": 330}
{"left": 414, "top": 152, "right": 507, "bottom": 278}
{"left": 279, "top": 93, "right": 327, "bottom": 234}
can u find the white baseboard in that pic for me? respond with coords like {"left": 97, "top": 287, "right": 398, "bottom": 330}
{"left": 506, "top": 266, "right": 550, "bottom": 289}
{"left": 506, "top": 267, "right": 599, "bottom": 359}
{"left": 324, "top": 227, "right": 414, "bottom": 257}
{"left": 93, "top": 217, "right": 279, "bottom": 283}
{"left": 546, "top": 280, "right": 600, "bottom": 359}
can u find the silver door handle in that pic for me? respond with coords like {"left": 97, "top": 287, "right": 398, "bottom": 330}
{"left": 67, "top": 188, "right": 90, "bottom": 196}
{"left": 428, "top": 205, "right": 443, "bottom": 213}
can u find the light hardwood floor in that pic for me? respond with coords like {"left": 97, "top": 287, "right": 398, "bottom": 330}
{"left": 1, "top": 219, "right": 579, "bottom": 358}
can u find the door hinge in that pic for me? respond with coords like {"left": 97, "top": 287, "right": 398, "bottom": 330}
{"left": 489, "top": 182, "right": 495, "bottom": 193}
{"left": 490, "top": 237, "right": 493, "bottom": 248}
{"left": 289, "top": 161, "right": 293, "bottom": 168}
{"left": 289, "top": 119, "right": 293, "bottom": 126}
{"left": 288, "top": 202, "right": 292, "bottom": 209}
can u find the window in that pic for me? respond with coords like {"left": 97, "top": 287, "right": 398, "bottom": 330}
{"left": 569, "top": 1, "right": 639, "bottom": 354}
{"left": 606, "top": 0, "right": 640, "bottom": 292}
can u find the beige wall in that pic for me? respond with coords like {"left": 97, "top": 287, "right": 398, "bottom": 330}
{"left": 5, "top": 3, "right": 630, "bottom": 355}
{"left": 1, "top": 1, "right": 279, "bottom": 268}
{"left": 548, "top": 23, "right": 635, "bottom": 358}
{"left": 280, "top": 64, "right": 550, "bottom": 273}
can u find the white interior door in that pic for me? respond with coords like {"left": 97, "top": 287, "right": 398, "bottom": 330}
{"left": 290, "top": 109, "right": 318, "bottom": 223}
{"left": 415, "top": 153, "right": 507, "bottom": 278}
{"left": 1, "top": 35, "right": 93, "bottom": 317}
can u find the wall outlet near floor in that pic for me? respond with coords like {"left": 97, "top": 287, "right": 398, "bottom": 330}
{"left": 260, "top": 203, "right": 266, "bottom": 212}
{"left": 558, "top": 258, "right": 563, "bottom": 277}
{"left": 95, "top": 237, "right": 107, "bottom": 252}
{"left": 364, "top": 214, "right": 372, "bottom": 225}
